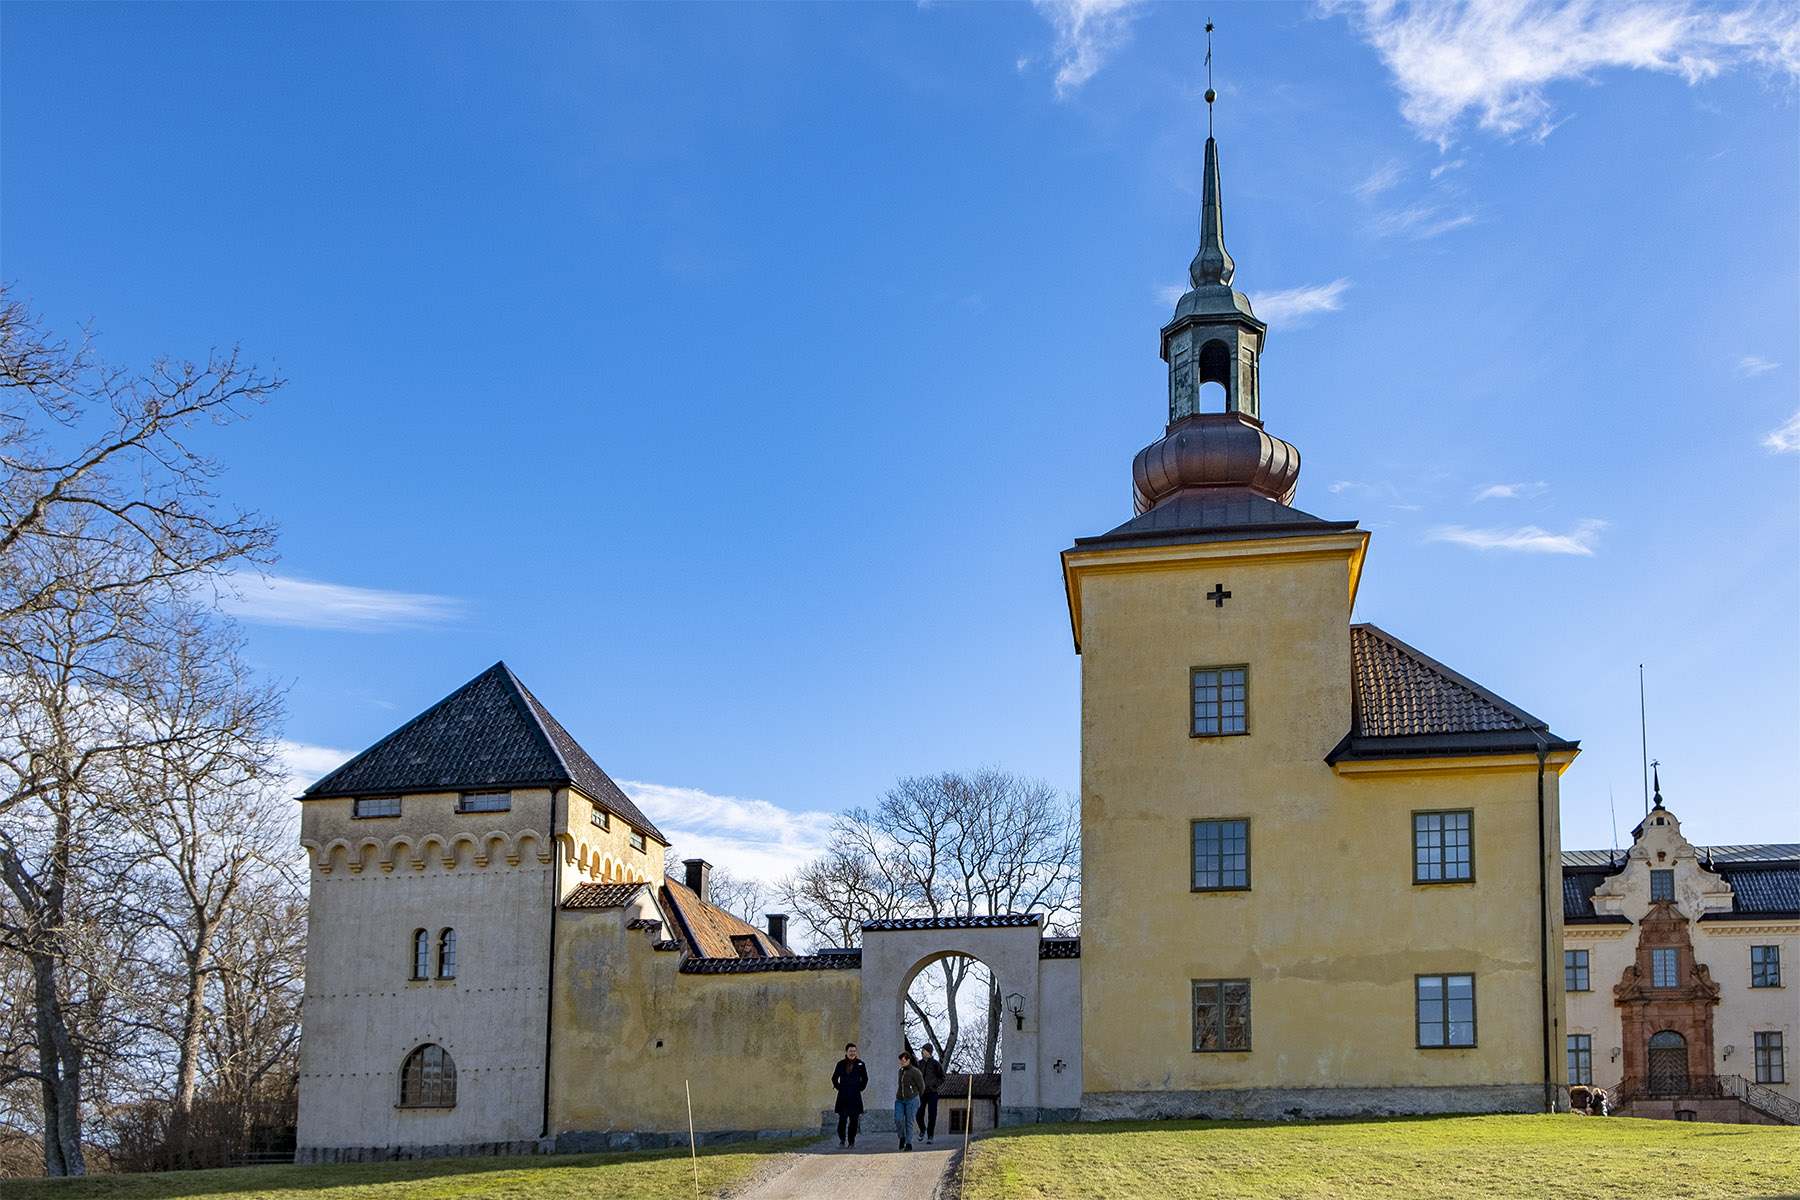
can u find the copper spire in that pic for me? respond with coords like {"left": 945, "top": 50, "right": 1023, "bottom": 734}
{"left": 1189, "top": 137, "right": 1235, "bottom": 289}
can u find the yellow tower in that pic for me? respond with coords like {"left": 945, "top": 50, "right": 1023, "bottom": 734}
{"left": 1064, "top": 126, "right": 1578, "bottom": 1119}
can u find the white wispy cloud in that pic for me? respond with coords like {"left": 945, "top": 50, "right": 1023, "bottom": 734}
{"left": 1354, "top": 159, "right": 1407, "bottom": 200}
{"left": 1031, "top": 0, "right": 1147, "bottom": 97}
{"left": 1369, "top": 203, "right": 1475, "bottom": 239}
{"left": 1155, "top": 281, "right": 1189, "bottom": 306}
{"left": 620, "top": 781, "right": 836, "bottom": 884}
{"left": 1738, "top": 355, "right": 1780, "bottom": 377}
{"left": 1429, "top": 158, "right": 1467, "bottom": 179}
{"left": 217, "top": 573, "right": 464, "bottom": 632}
{"left": 1763, "top": 411, "right": 1800, "bottom": 452}
{"left": 1474, "top": 480, "right": 1549, "bottom": 501}
{"left": 279, "top": 740, "right": 355, "bottom": 793}
{"left": 1426, "top": 517, "right": 1607, "bottom": 555}
{"left": 1325, "top": 0, "right": 1800, "bottom": 146}
{"left": 1249, "top": 278, "right": 1353, "bottom": 327}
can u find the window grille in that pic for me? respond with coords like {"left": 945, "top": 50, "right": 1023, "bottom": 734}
{"left": 457, "top": 791, "right": 511, "bottom": 814}
{"left": 630, "top": 830, "right": 647, "bottom": 853}
{"left": 591, "top": 806, "right": 610, "bottom": 830}
{"left": 1567, "top": 1034, "right": 1593, "bottom": 1086}
{"left": 1414, "top": 811, "right": 1473, "bottom": 883}
{"left": 1751, "top": 945, "right": 1781, "bottom": 988}
{"left": 1650, "top": 869, "right": 1674, "bottom": 901}
{"left": 1754, "top": 1032, "right": 1785, "bottom": 1085}
{"left": 1564, "top": 949, "right": 1589, "bottom": 992}
{"left": 438, "top": 928, "right": 457, "bottom": 979}
{"left": 354, "top": 796, "right": 401, "bottom": 819}
{"left": 1191, "top": 820, "right": 1250, "bottom": 890}
{"left": 411, "top": 929, "right": 429, "bottom": 980}
{"left": 399, "top": 1044, "right": 456, "bottom": 1107}
{"left": 1192, "top": 979, "right": 1251, "bottom": 1052}
{"left": 1651, "top": 947, "right": 1679, "bottom": 988}
{"left": 1191, "top": 667, "right": 1248, "bottom": 736}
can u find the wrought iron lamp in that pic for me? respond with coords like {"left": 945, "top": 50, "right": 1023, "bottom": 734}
{"left": 1006, "top": 992, "right": 1026, "bottom": 1031}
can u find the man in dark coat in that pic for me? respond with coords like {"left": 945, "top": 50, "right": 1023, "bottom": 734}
{"left": 831, "top": 1043, "right": 868, "bottom": 1148}
{"left": 914, "top": 1044, "right": 946, "bottom": 1144}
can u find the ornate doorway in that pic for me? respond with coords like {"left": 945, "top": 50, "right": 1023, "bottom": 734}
{"left": 1648, "top": 1031, "right": 1689, "bottom": 1095}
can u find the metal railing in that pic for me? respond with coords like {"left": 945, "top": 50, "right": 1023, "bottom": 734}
{"left": 1610, "top": 1074, "right": 1799, "bottom": 1125}
{"left": 1721, "top": 1073, "right": 1800, "bottom": 1126}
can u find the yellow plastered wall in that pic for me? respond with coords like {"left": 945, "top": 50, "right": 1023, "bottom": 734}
{"left": 550, "top": 909, "right": 862, "bottom": 1134}
{"left": 1070, "top": 535, "right": 1566, "bottom": 1097}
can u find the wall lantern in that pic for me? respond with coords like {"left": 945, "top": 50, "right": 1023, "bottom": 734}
{"left": 1610, "top": 1047, "right": 1622, "bottom": 1062}
{"left": 1006, "top": 992, "right": 1026, "bottom": 1031}
{"left": 1723, "top": 1045, "right": 1735, "bottom": 1060}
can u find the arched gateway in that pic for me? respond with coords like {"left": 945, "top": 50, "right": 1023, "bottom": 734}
{"left": 857, "top": 915, "right": 1082, "bottom": 1128}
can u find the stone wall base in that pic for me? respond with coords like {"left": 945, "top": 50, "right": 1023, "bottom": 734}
{"left": 295, "top": 1139, "right": 554, "bottom": 1164}
{"left": 1614, "top": 1098, "right": 1788, "bottom": 1126}
{"left": 555, "top": 1127, "right": 825, "bottom": 1153}
{"left": 1081, "top": 1084, "right": 1545, "bottom": 1122}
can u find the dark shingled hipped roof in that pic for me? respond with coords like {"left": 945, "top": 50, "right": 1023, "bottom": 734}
{"left": 303, "top": 662, "right": 664, "bottom": 842}
{"left": 563, "top": 883, "right": 651, "bottom": 910}
{"left": 1327, "top": 625, "right": 1576, "bottom": 763}
{"left": 1561, "top": 848, "right": 1800, "bottom": 923}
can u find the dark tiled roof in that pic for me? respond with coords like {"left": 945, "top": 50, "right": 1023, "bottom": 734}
{"left": 1699, "top": 862, "right": 1800, "bottom": 921}
{"left": 303, "top": 662, "right": 664, "bottom": 842}
{"left": 653, "top": 940, "right": 682, "bottom": 952}
{"left": 1562, "top": 845, "right": 1800, "bottom": 869}
{"left": 1328, "top": 625, "right": 1575, "bottom": 763}
{"left": 939, "top": 1073, "right": 1002, "bottom": 1100}
{"left": 1071, "top": 494, "right": 1359, "bottom": 553}
{"left": 1561, "top": 852, "right": 1800, "bottom": 923}
{"left": 1563, "top": 869, "right": 1630, "bottom": 925}
{"left": 863, "top": 915, "right": 1042, "bottom": 931}
{"left": 661, "top": 877, "right": 790, "bottom": 959}
{"left": 563, "top": 883, "right": 650, "bottom": 910}
{"left": 1039, "top": 937, "right": 1081, "bottom": 959}
{"left": 679, "top": 952, "right": 864, "bottom": 974}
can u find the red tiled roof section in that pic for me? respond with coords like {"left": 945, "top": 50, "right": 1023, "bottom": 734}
{"left": 660, "top": 877, "right": 792, "bottom": 959}
{"left": 1350, "top": 624, "right": 1544, "bottom": 737}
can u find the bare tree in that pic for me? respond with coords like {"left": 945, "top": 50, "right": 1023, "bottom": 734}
{"left": 781, "top": 768, "right": 1079, "bottom": 1072}
{"left": 0, "top": 290, "right": 281, "bottom": 1177}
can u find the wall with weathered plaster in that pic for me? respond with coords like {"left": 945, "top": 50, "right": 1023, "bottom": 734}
{"left": 1068, "top": 534, "right": 1567, "bottom": 1116}
{"left": 549, "top": 906, "right": 862, "bottom": 1137}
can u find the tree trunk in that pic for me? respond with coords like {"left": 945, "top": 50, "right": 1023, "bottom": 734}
{"left": 31, "top": 950, "right": 85, "bottom": 1177}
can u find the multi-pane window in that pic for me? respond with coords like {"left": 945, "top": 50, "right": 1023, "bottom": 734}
{"left": 1192, "top": 979, "right": 1251, "bottom": 1052}
{"left": 1567, "top": 1034, "right": 1593, "bottom": 1086}
{"left": 1754, "top": 1032, "right": 1785, "bottom": 1085}
{"left": 457, "top": 790, "right": 511, "bottom": 814}
{"left": 591, "top": 805, "right": 610, "bottom": 830}
{"left": 1650, "top": 869, "right": 1675, "bottom": 901}
{"left": 410, "top": 929, "right": 429, "bottom": 980}
{"left": 353, "top": 796, "right": 401, "bottom": 819}
{"left": 399, "top": 1044, "right": 457, "bottom": 1107}
{"left": 1751, "top": 945, "right": 1781, "bottom": 988}
{"left": 1191, "top": 667, "right": 1248, "bottom": 736}
{"left": 1414, "top": 811, "right": 1473, "bottom": 883}
{"left": 1416, "top": 974, "right": 1476, "bottom": 1047}
{"left": 1651, "top": 947, "right": 1679, "bottom": 988}
{"left": 1192, "top": 820, "right": 1250, "bottom": 891}
{"left": 629, "top": 830, "right": 647, "bottom": 853}
{"left": 1565, "top": 949, "right": 1590, "bottom": 992}
{"left": 437, "top": 928, "right": 457, "bottom": 979}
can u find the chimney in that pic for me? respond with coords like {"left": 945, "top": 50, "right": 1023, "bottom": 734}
{"left": 766, "top": 913, "right": 789, "bottom": 948}
{"left": 683, "top": 858, "right": 712, "bottom": 905}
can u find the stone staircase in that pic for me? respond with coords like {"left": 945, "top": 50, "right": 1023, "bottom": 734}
{"left": 1610, "top": 1074, "right": 1798, "bottom": 1125}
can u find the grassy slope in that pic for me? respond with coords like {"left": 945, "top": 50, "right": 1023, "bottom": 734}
{"left": 0, "top": 1139, "right": 813, "bottom": 1200}
{"left": 961, "top": 1116, "right": 1800, "bottom": 1200}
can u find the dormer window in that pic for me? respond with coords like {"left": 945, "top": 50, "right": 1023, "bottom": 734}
{"left": 1650, "top": 869, "right": 1674, "bottom": 901}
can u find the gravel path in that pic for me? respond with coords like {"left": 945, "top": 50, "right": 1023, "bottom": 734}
{"left": 727, "top": 1134, "right": 960, "bottom": 1200}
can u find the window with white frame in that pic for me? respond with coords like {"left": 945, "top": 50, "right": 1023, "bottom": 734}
{"left": 591, "top": 805, "right": 610, "bottom": 830}
{"left": 629, "top": 830, "right": 647, "bottom": 853}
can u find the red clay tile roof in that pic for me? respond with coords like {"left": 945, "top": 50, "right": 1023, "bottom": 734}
{"left": 660, "top": 876, "right": 791, "bottom": 960}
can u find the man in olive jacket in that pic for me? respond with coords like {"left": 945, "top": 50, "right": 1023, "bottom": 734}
{"left": 914, "top": 1044, "right": 946, "bottom": 1144}
{"left": 893, "top": 1051, "right": 924, "bottom": 1151}
{"left": 831, "top": 1044, "right": 868, "bottom": 1148}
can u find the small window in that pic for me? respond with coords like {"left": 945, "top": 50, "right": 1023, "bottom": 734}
{"left": 399, "top": 1044, "right": 456, "bottom": 1107}
{"left": 1564, "top": 949, "right": 1590, "bottom": 992}
{"left": 629, "top": 830, "right": 647, "bottom": 853}
{"left": 1191, "top": 819, "right": 1250, "bottom": 891}
{"left": 948, "top": 1109, "right": 969, "bottom": 1135}
{"left": 1192, "top": 979, "right": 1251, "bottom": 1052}
{"left": 354, "top": 796, "right": 401, "bottom": 819}
{"left": 1191, "top": 666, "right": 1248, "bottom": 736}
{"left": 1417, "top": 974, "right": 1475, "bottom": 1047}
{"left": 1651, "top": 946, "right": 1679, "bottom": 988}
{"left": 730, "top": 934, "right": 764, "bottom": 959}
{"left": 1751, "top": 945, "right": 1781, "bottom": 988}
{"left": 590, "top": 805, "right": 610, "bottom": 830}
{"left": 1567, "top": 1034, "right": 1593, "bottom": 1086}
{"left": 437, "top": 928, "right": 457, "bottom": 979}
{"left": 1650, "top": 869, "right": 1674, "bottom": 901}
{"left": 410, "top": 929, "right": 429, "bottom": 981}
{"left": 1754, "top": 1032, "right": 1785, "bottom": 1085}
{"left": 458, "top": 791, "right": 511, "bottom": 814}
{"left": 1414, "top": 811, "right": 1473, "bottom": 883}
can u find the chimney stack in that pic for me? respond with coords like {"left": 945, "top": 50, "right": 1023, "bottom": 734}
{"left": 766, "top": 913, "right": 789, "bottom": 947}
{"left": 683, "top": 858, "right": 712, "bottom": 904}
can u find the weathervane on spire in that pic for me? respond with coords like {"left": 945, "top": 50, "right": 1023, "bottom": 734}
{"left": 1204, "top": 22, "right": 1216, "bottom": 136}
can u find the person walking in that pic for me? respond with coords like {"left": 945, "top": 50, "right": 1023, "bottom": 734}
{"left": 893, "top": 1050, "right": 924, "bottom": 1151}
{"left": 831, "top": 1043, "right": 868, "bottom": 1149}
{"left": 914, "top": 1044, "right": 946, "bottom": 1144}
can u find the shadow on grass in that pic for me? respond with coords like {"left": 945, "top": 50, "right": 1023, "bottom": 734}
{"left": 0, "top": 1137, "right": 819, "bottom": 1199}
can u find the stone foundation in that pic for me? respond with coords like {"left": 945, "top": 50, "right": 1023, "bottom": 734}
{"left": 1081, "top": 1084, "right": 1545, "bottom": 1122}
{"left": 295, "top": 1139, "right": 555, "bottom": 1164}
{"left": 296, "top": 1125, "right": 825, "bottom": 1164}
{"left": 1614, "top": 1098, "right": 1788, "bottom": 1125}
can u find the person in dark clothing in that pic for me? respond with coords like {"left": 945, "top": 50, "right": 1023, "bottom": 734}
{"left": 831, "top": 1043, "right": 868, "bottom": 1148}
{"left": 914, "top": 1044, "right": 946, "bottom": 1144}
{"left": 894, "top": 1051, "right": 924, "bottom": 1150}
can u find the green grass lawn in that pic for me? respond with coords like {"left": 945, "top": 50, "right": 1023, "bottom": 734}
{"left": 960, "top": 1115, "right": 1799, "bottom": 1200}
{"left": 0, "top": 1138, "right": 813, "bottom": 1200}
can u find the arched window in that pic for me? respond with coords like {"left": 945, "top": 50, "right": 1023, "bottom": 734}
{"left": 399, "top": 1044, "right": 456, "bottom": 1107}
{"left": 1197, "top": 339, "right": 1233, "bottom": 412}
{"left": 437, "top": 928, "right": 457, "bottom": 979}
{"left": 410, "top": 929, "right": 429, "bottom": 980}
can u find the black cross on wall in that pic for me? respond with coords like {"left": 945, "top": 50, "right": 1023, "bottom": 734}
{"left": 1207, "top": 583, "right": 1231, "bottom": 608}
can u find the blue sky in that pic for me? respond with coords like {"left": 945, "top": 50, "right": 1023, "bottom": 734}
{"left": 3, "top": 0, "right": 1795, "bottom": 878}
